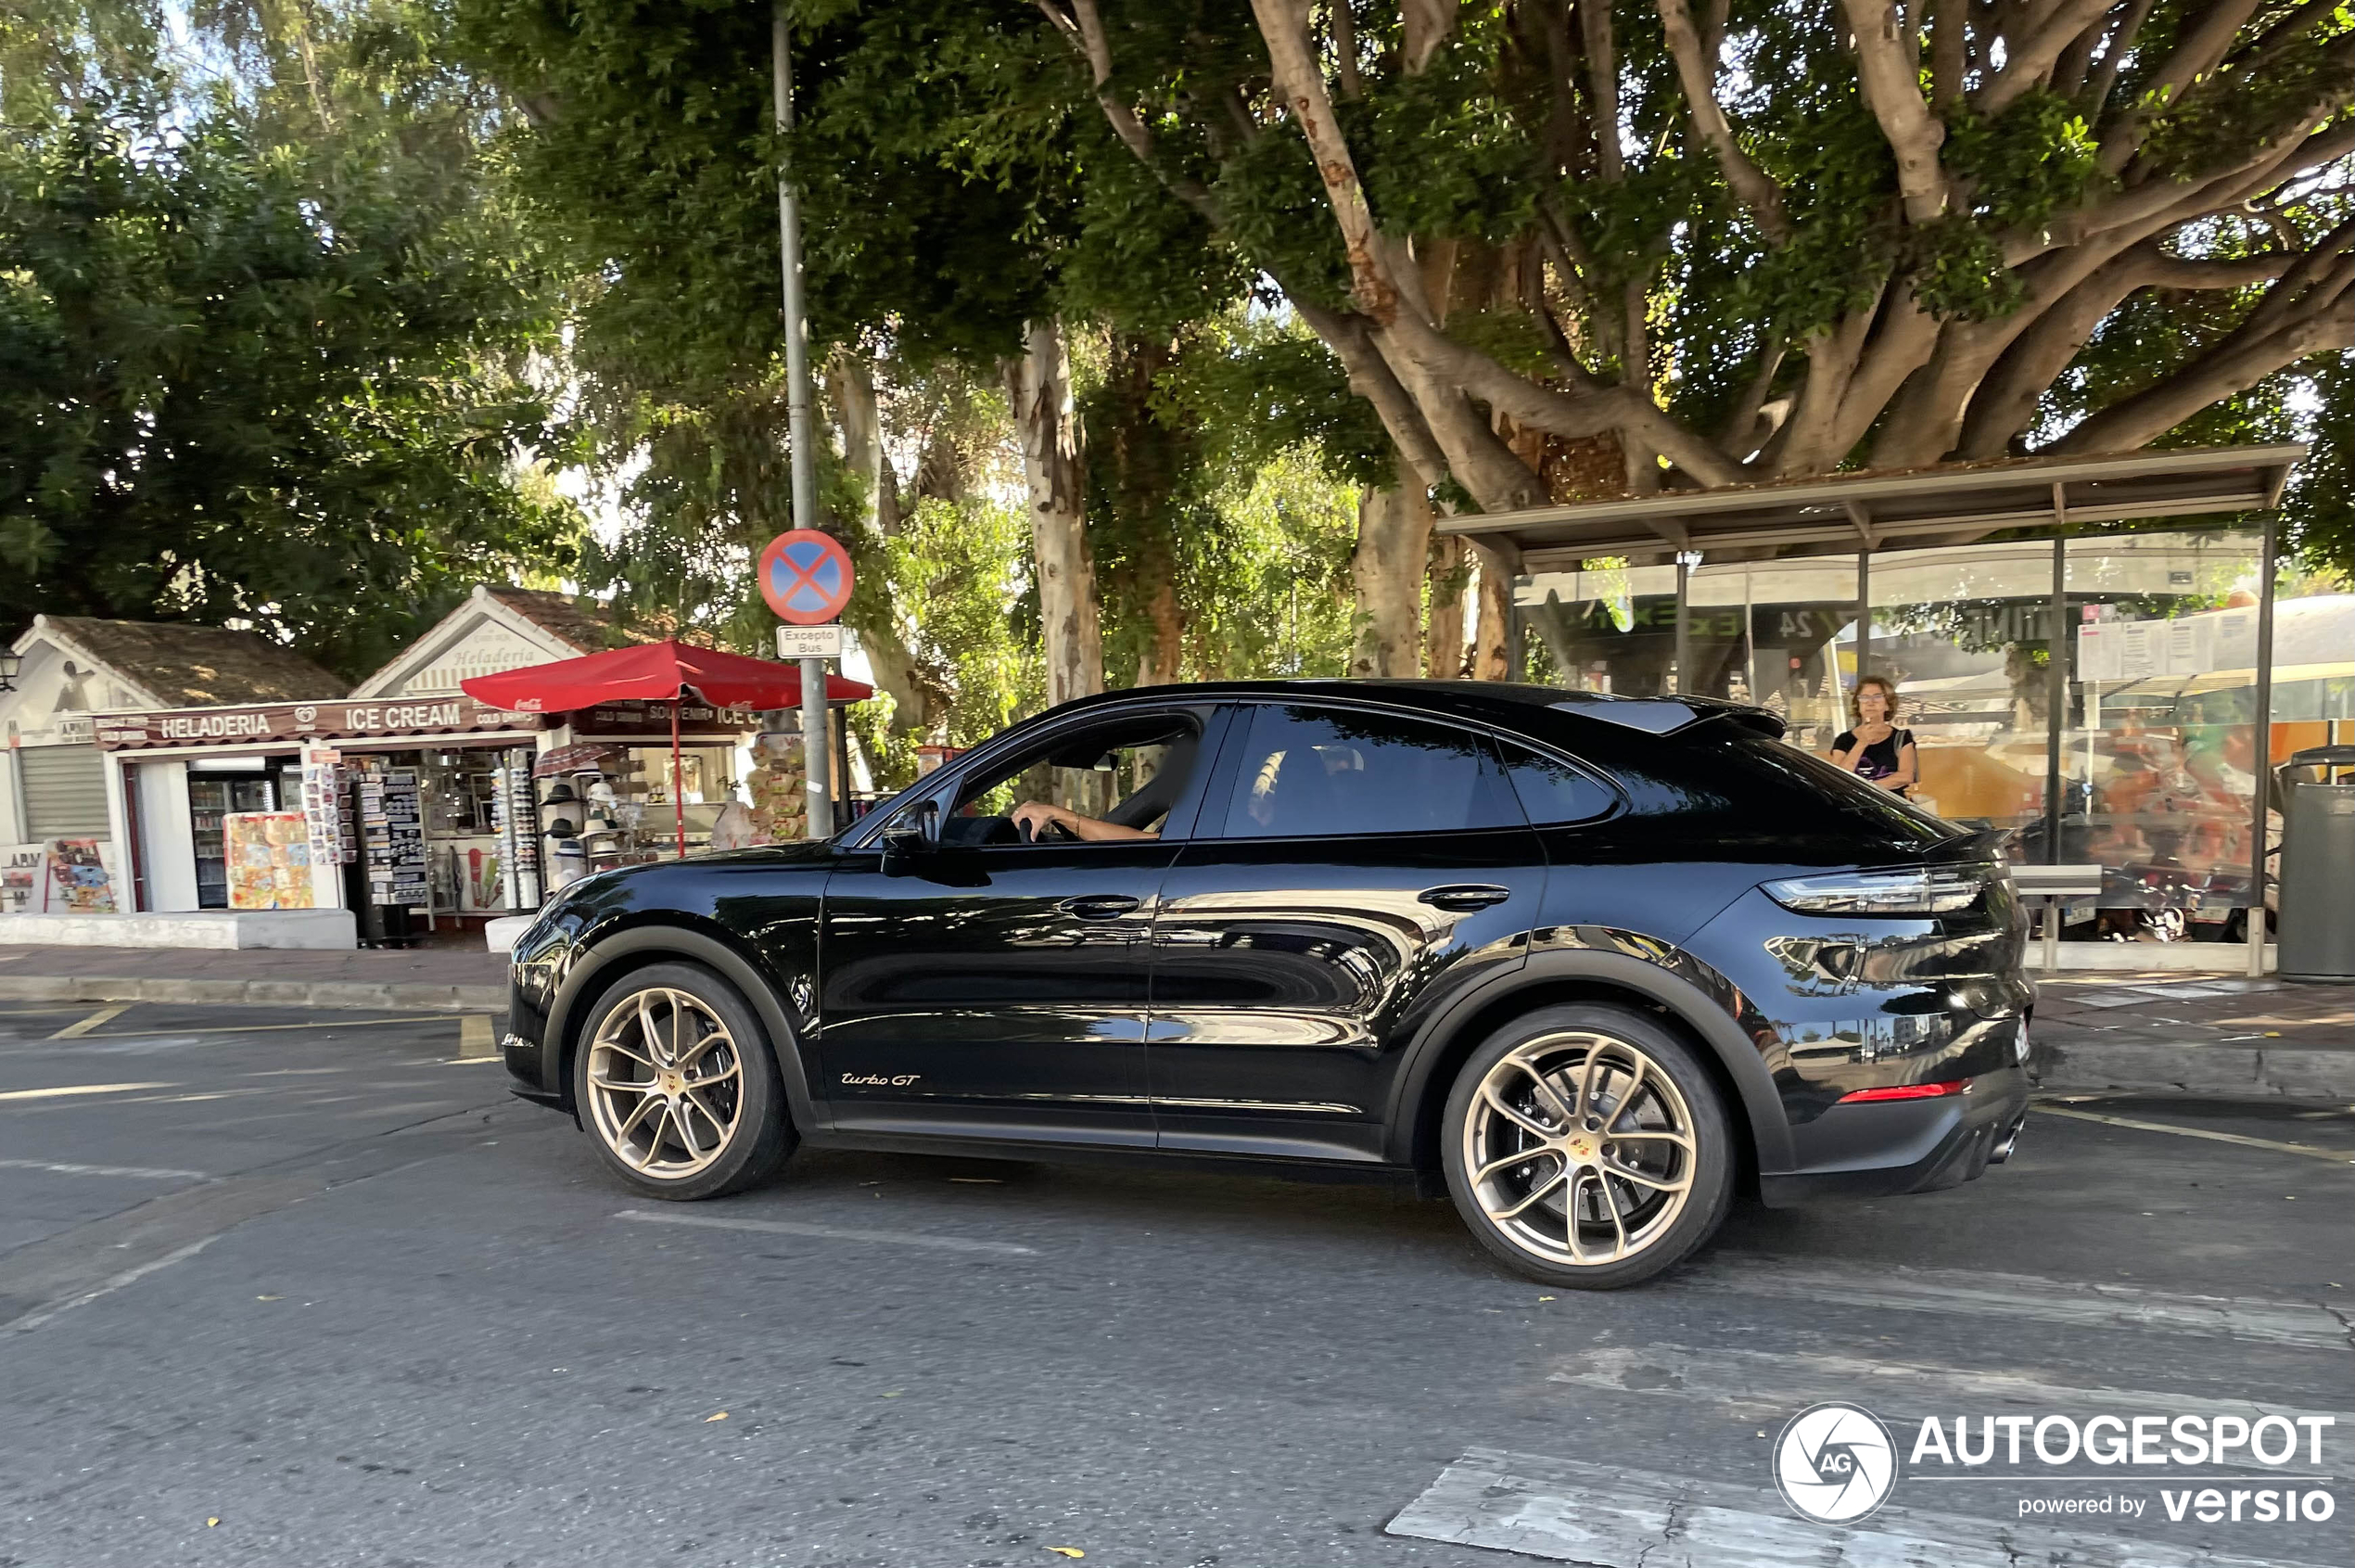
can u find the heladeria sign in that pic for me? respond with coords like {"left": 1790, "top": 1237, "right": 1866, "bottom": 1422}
{"left": 95, "top": 699, "right": 542, "bottom": 750}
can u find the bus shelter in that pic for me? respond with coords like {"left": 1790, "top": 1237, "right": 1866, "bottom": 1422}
{"left": 1443, "top": 446, "right": 2341, "bottom": 970}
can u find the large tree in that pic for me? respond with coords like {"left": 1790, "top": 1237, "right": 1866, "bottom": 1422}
{"left": 0, "top": 6, "right": 579, "bottom": 678}
{"left": 1017, "top": 0, "right": 2355, "bottom": 561}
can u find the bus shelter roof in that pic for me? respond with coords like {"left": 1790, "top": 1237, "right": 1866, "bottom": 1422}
{"left": 1437, "top": 445, "right": 2304, "bottom": 571}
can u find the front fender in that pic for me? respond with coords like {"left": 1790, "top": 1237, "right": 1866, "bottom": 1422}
{"left": 1381, "top": 934, "right": 1797, "bottom": 1175}
{"left": 541, "top": 919, "right": 821, "bottom": 1133}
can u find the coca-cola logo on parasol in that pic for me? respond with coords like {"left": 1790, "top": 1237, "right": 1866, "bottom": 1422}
{"left": 758, "top": 529, "right": 855, "bottom": 626}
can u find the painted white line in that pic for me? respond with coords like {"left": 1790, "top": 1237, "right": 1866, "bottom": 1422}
{"left": 78, "top": 1015, "right": 444, "bottom": 1039}
{"left": 47, "top": 1005, "right": 131, "bottom": 1039}
{"left": 0, "top": 1081, "right": 176, "bottom": 1104}
{"left": 2035, "top": 1103, "right": 2355, "bottom": 1165}
{"left": 456, "top": 1015, "right": 497, "bottom": 1060}
{"left": 615, "top": 1208, "right": 1037, "bottom": 1256}
{"left": 0, "top": 1157, "right": 211, "bottom": 1182}
{"left": 1388, "top": 1447, "right": 2330, "bottom": 1568}
{"left": 1550, "top": 1345, "right": 2351, "bottom": 1463}
{"left": 1, "top": 1237, "right": 219, "bottom": 1334}
{"left": 1681, "top": 1256, "right": 2349, "bottom": 1350}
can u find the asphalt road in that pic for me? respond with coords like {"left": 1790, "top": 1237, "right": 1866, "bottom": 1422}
{"left": 0, "top": 1000, "right": 2349, "bottom": 1568}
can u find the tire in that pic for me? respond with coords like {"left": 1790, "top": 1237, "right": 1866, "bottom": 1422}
{"left": 570, "top": 961, "right": 796, "bottom": 1201}
{"left": 1441, "top": 1003, "right": 1736, "bottom": 1290}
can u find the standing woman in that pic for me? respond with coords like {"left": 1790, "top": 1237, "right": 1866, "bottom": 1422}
{"left": 1831, "top": 675, "right": 1918, "bottom": 796}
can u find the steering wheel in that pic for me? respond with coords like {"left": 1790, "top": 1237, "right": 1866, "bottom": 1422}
{"left": 1019, "top": 812, "right": 1080, "bottom": 845}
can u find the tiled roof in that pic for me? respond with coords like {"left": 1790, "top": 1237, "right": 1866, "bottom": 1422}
{"left": 39, "top": 618, "right": 346, "bottom": 705}
{"left": 484, "top": 588, "right": 638, "bottom": 654}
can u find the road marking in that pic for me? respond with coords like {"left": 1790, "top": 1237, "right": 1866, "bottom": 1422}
{"left": 1388, "top": 1447, "right": 2329, "bottom": 1568}
{"left": 1681, "top": 1255, "right": 2349, "bottom": 1350}
{"left": 0, "top": 1157, "right": 210, "bottom": 1182}
{"left": 456, "top": 1015, "right": 496, "bottom": 1060}
{"left": 615, "top": 1208, "right": 1038, "bottom": 1256}
{"left": 0, "top": 1081, "right": 176, "bottom": 1104}
{"left": 1550, "top": 1345, "right": 2351, "bottom": 1463}
{"left": 1, "top": 1238, "right": 221, "bottom": 1334}
{"left": 77, "top": 1014, "right": 447, "bottom": 1039}
{"left": 48, "top": 1004, "right": 131, "bottom": 1039}
{"left": 2035, "top": 1103, "right": 2355, "bottom": 1165}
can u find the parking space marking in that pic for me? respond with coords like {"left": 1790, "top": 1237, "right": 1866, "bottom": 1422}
{"left": 77, "top": 1014, "right": 450, "bottom": 1039}
{"left": 0, "top": 1081, "right": 176, "bottom": 1104}
{"left": 0, "top": 1157, "right": 212, "bottom": 1182}
{"left": 1681, "top": 1256, "right": 2349, "bottom": 1349}
{"left": 615, "top": 1207, "right": 1038, "bottom": 1256}
{"left": 48, "top": 1004, "right": 131, "bottom": 1039}
{"left": 1551, "top": 1345, "right": 2350, "bottom": 1461}
{"left": 2035, "top": 1103, "right": 2355, "bottom": 1165}
{"left": 1387, "top": 1447, "right": 2321, "bottom": 1568}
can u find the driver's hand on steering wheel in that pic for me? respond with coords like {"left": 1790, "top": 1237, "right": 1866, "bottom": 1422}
{"left": 1009, "top": 801, "right": 1067, "bottom": 841}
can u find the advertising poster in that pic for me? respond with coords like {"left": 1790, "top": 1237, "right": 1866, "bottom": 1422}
{"left": 42, "top": 838, "right": 118, "bottom": 913}
{"left": 224, "top": 812, "right": 314, "bottom": 910}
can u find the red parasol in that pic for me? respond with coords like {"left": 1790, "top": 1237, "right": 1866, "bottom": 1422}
{"left": 464, "top": 640, "right": 872, "bottom": 857}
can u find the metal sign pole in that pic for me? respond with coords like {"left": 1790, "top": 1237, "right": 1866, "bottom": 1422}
{"left": 772, "top": 5, "right": 830, "bottom": 839}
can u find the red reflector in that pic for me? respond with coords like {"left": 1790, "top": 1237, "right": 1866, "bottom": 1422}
{"left": 1837, "top": 1079, "right": 1971, "bottom": 1104}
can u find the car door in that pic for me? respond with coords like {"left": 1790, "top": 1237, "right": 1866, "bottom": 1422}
{"left": 817, "top": 704, "right": 1224, "bottom": 1147}
{"left": 1145, "top": 701, "right": 1544, "bottom": 1161}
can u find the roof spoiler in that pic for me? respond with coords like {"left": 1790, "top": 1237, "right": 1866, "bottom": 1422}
{"left": 1557, "top": 695, "right": 1786, "bottom": 741}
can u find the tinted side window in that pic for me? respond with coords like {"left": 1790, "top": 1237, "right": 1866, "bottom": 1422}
{"left": 1498, "top": 743, "right": 1617, "bottom": 825}
{"left": 1217, "top": 706, "right": 1518, "bottom": 838}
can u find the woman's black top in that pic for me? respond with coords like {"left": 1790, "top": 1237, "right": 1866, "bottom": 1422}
{"left": 1833, "top": 727, "right": 1914, "bottom": 793}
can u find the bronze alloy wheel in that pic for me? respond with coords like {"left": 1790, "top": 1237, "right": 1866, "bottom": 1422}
{"left": 585, "top": 986, "right": 748, "bottom": 1180}
{"left": 1444, "top": 1004, "right": 1733, "bottom": 1288}
{"left": 1462, "top": 1030, "right": 1697, "bottom": 1267}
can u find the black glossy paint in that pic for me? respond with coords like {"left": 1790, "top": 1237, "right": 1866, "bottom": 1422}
{"left": 502, "top": 679, "right": 2034, "bottom": 1205}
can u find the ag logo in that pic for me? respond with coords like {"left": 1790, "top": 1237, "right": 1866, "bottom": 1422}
{"left": 1773, "top": 1401, "right": 1896, "bottom": 1524}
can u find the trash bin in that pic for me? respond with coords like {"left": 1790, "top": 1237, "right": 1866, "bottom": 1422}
{"left": 2273, "top": 744, "right": 2355, "bottom": 983}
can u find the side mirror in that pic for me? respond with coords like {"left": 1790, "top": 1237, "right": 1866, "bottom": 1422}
{"left": 880, "top": 800, "right": 939, "bottom": 877}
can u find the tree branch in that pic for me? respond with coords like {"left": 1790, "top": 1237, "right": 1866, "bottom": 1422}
{"left": 1038, "top": 0, "right": 1222, "bottom": 220}
{"left": 1978, "top": 0, "right": 2118, "bottom": 116}
{"left": 2053, "top": 305, "right": 2355, "bottom": 452}
{"left": 1838, "top": 0, "right": 1951, "bottom": 222}
{"left": 1656, "top": 0, "right": 1792, "bottom": 239}
{"left": 2083, "top": 0, "right": 2157, "bottom": 118}
{"left": 1250, "top": 0, "right": 1399, "bottom": 321}
{"left": 2096, "top": 0, "right": 2267, "bottom": 174}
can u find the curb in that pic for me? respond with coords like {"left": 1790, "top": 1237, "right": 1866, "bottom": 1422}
{"left": 2033, "top": 1039, "right": 2355, "bottom": 1099}
{"left": 0, "top": 975, "right": 506, "bottom": 1013}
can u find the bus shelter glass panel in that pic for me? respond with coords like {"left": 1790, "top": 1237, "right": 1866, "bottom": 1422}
{"left": 1686, "top": 553, "right": 1865, "bottom": 748}
{"left": 2267, "top": 565, "right": 2355, "bottom": 760}
{"left": 2064, "top": 529, "right": 2265, "bottom": 937}
{"left": 1863, "top": 540, "right": 2059, "bottom": 835}
{"left": 1518, "top": 562, "right": 1680, "bottom": 697}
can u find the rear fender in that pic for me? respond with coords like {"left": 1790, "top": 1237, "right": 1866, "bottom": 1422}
{"left": 1383, "top": 938, "right": 1795, "bottom": 1175}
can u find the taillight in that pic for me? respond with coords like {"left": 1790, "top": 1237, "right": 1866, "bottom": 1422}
{"left": 1837, "top": 1079, "right": 1971, "bottom": 1103}
{"left": 1763, "top": 863, "right": 1992, "bottom": 914}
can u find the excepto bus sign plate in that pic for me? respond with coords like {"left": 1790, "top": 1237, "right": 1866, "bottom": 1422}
{"left": 775, "top": 624, "right": 845, "bottom": 660}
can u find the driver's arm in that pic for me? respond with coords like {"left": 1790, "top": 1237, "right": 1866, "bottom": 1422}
{"left": 1009, "top": 800, "right": 1156, "bottom": 842}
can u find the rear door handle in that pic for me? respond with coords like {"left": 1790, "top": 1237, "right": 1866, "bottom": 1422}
{"left": 1419, "top": 884, "right": 1513, "bottom": 911}
{"left": 1059, "top": 894, "right": 1143, "bottom": 920}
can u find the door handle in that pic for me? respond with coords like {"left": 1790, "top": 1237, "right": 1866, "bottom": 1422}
{"left": 1058, "top": 894, "right": 1143, "bottom": 920}
{"left": 1419, "top": 884, "right": 1513, "bottom": 912}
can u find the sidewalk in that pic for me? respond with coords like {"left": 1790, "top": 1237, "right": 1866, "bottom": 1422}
{"left": 2031, "top": 974, "right": 2355, "bottom": 1097}
{"left": 2, "top": 945, "right": 2348, "bottom": 1096}
{"left": 0, "top": 944, "right": 506, "bottom": 1013}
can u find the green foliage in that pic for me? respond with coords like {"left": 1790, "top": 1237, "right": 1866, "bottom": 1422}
{"left": 1904, "top": 218, "right": 2025, "bottom": 322}
{"left": 876, "top": 494, "right": 1041, "bottom": 738}
{"left": 0, "top": 83, "right": 578, "bottom": 676}
{"left": 1350, "top": 26, "right": 1541, "bottom": 243}
{"left": 1941, "top": 93, "right": 2102, "bottom": 231}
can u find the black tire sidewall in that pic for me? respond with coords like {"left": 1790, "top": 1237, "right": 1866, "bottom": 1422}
{"left": 1442, "top": 1003, "right": 1735, "bottom": 1289}
{"left": 571, "top": 961, "right": 796, "bottom": 1201}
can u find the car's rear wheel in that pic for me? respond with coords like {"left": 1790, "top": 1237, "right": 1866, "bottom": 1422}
{"left": 1442, "top": 1004, "right": 1734, "bottom": 1289}
{"left": 573, "top": 962, "right": 796, "bottom": 1200}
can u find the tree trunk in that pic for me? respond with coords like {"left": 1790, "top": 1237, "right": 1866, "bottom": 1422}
{"left": 1003, "top": 318, "right": 1102, "bottom": 711}
{"left": 824, "top": 349, "right": 937, "bottom": 737}
{"left": 1135, "top": 570, "right": 1184, "bottom": 685}
{"left": 1424, "top": 532, "right": 1469, "bottom": 677}
{"left": 1348, "top": 483, "right": 1432, "bottom": 677}
{"left": 1472, "top": 552, "right": 1512, "bottom": 681}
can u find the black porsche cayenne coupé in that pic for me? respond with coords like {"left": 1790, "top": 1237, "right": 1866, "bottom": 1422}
{"left": 503, "top": 680, "right": 2033, "bottom": 1288}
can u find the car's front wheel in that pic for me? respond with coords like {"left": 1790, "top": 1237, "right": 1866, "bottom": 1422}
{"left": 1442, "top": 1004, "right": 1734, "bottom": 1289}
{"left": 572, "top": 962, "right": 796, "bottom": 1200}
